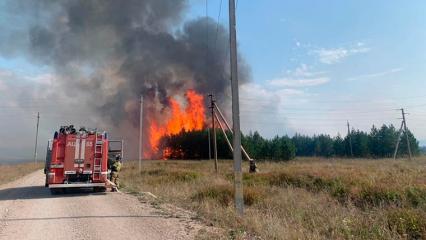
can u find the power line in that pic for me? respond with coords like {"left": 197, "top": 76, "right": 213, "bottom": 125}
{"left": 239, "top": 98, "right": 426, "bottom": 107}
{"left": 240, "top": 108, "right": 397, "bottom": 114}
{"left": 239, "top": 94, "right": 426, "bottom": 104}
{"left": 213, "top": 0, "right": 223, "bottom": 52}
{"left": 240, "top": 116, "right": 409, "bottom": 122}
{"left": 404, "top": 103, "right": 426, "bottom": 109}
{"left": 205, "top": 0, "right": 210, "bottom": 94}
{"left": 240, "top": 108, "right": 398, "bottom": 114}
{"left": 0, "top": 106, "right": 414, "bottom": 116}
{"left": 3, "top": 97, "right": 426, "bottom": 113}
{"left": 4, "top": 108, "right": 426, "bottom": 121}
{"left": 240, "top": 103, "right": 426, "bottom": 113}
{"left": 2, "top": 105, "right": 426, "bottom": 121}
{"left": 7, "top": 93, "right": 426, "bottom": 103}
{"left": 241, "top": 120, "right": 398, "bottom": 127}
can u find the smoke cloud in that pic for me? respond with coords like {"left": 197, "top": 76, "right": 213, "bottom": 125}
{"left": 0, "top": 0, "right": 250, "bottom": 159}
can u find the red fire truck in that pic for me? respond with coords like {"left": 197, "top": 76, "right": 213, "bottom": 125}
{"left": 44, "top": 125, "right": 123, "bottom": 194}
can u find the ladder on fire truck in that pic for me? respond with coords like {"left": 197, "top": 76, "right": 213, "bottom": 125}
{"left": 93, "top": 133, "right": 103, "bottom": 181}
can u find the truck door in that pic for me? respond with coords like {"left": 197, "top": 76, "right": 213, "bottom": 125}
{"left": 63, "top": 135, "right": 77, "bottom": 174}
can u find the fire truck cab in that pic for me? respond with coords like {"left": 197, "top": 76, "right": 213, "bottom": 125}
{"left": 45, "top": 125, "right": 123, "bottom": 194}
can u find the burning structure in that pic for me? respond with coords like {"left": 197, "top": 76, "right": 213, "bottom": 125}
{"left": 0, "top": 0, "right": 250, "bottom": 159}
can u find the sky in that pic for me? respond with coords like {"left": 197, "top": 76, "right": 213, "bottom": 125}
{"left": 0, "top": 1, "right": 426, "bottom": 161}
{"left": 189, "top": 0, "right": 426, "bottom": 140}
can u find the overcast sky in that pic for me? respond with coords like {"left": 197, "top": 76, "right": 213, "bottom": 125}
{"left": 1, "top": 1, "right": 426, "bottom": 161}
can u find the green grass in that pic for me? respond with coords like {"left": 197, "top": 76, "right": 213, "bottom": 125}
{"left": 388, "top": 209, "right": 426, "bottom": 239}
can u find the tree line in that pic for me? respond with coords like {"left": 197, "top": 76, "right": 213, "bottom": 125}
{"left": 160, "top": 124, "right": 419, "bottom": 160}
{"left": 420, "top": 146, "right": 426, "bottom": 155}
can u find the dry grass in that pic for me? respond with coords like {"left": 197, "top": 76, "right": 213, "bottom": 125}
{"left": 0, "top": 162, "right": 44, "bottom": 185}
{"left": 121, "top": 157, "right": 426, "bottom": 239}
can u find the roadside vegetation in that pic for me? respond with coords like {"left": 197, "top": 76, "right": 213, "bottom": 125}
{"left": 0, "top": 162, "right": 44, "bottom": 185}
{"left": 121, "top": 157, "right": 426, "bottom": 239}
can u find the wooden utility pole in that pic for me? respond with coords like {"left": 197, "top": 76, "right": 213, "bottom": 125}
{"left": 402, "top": 108, "right": 412, "bottom": 160}
{"left": 33, "top": 112, "right": 40, "bottom": 163}
{"left": 393, "top": 108, "right": 413, "bottom": 160}
{"left": 229, "top": 0, "right": 244, "bottom": 216}
{"left": 393, "top": 121, "right": 404, "bottom": 160}
{"left": 207, "top": 127, "right": 212, "bottom": 160}
{"left": 139, "top": 95, "right": 143, "bottom": 172}
{"left": 209, "top": 94, "right": 218, "bottom": 173}
{"left": 347, "top": 121, "right": 353, "bottom": 157}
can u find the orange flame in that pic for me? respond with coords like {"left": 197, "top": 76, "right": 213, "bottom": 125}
{"left": 148, "top": 90, "right": 206, "bottom": 158}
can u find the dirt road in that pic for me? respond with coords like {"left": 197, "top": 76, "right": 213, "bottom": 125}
{"left": 0, "top": 170, "right": 210, "bottom": 240}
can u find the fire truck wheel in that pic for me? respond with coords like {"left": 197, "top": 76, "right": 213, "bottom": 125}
{"left": 44, "top": 175, "right": 49, "bottom": 187}
{"left": 50, "top": 188, "right": 64, "bottom": 195}
{"left": 94, "top": 187, "right": 106, "bottom": 192}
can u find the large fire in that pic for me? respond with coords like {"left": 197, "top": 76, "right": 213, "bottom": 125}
{"left": 148, "top": 90, "right": 206, "bottom": 158}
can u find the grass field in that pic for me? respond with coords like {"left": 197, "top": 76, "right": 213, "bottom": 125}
{"left": 121, "top": 157, "right": 426, "bottom": 239}
{"left": 0, "top": 162, "right": 44, "bottom": 185}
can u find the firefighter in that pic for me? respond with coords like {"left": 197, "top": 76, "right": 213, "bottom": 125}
{"left": 110, "top": 154, "right": 122, "bottom": 192}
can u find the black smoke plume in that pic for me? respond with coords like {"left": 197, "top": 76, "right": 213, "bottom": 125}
{"left": 1, "top": 0, "right": 250, "bottom": 158}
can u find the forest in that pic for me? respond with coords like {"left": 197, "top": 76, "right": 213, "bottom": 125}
{"left": 160, "top": 124, "right": 420, "bottom": 160}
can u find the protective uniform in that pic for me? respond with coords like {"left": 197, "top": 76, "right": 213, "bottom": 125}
{"left": 110, "top": 155, "right": 122, "bottom": 191}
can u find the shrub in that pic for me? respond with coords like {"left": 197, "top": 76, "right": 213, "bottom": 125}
{"left": 358, "top": 187, "right": 402, "bottom": 207}
{"left": 388, "top": 209, "right": 426, "bottom": 239}
{"left": 328, "top": 180, "right": 349, "bottom": 201}
{"left": 405, "top": 187, "right": 426, "bottom": 207}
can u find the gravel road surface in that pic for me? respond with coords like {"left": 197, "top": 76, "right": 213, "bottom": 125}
{"left": 0, "top": 170, "right": 209, "bottom": 240}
